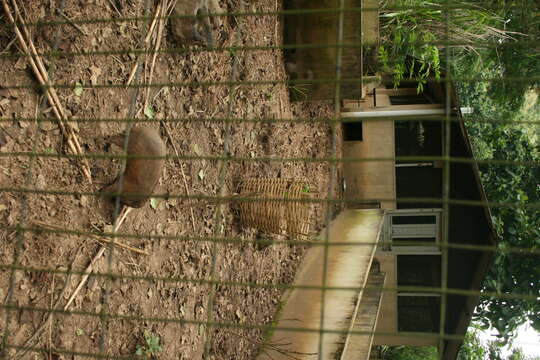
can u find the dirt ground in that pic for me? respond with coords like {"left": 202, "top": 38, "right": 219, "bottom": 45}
{"left": 0, "top": 0, "right": 342, "bottom": 359}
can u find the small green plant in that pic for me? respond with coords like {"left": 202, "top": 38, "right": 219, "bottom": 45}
{"left": 136, "top": 331, "right": 162, "bottom": 359}
{"left": 265, "top": 91, "right": 273, "bottom": 100}
{"left": 288, "top": 83, "right": 310, "bottom": 100}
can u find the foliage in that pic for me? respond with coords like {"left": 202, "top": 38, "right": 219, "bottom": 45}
{"left": 136, "top": 331, "right": 162, "bottom": 359}
{"left": 458, "top": 324, "right": 540, "bottom": 360}
{"left": 457, "top": 326, "right": 488, "bottom": 360}
{"left": 447, "top": 0, "right": 540, "bottom": 344}
{"left": 479, "top": 0, "right": 540, "bottom": 111}
{"left": 378, "top": 0, "right": 513, "bottom": 91}
{"left": 381, "top": 345, "right": 438, "bottom": 360}
{"left": 508, "top": 347, "right": 540, "bottom": 360}
{"left": 457, "top": 74, "right": 540, "bottom": 341}
{"left": 378, "top": 23, "right": 440, "bottom": 92}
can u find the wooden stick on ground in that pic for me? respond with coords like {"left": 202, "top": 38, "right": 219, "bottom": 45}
{"left": 144, "top": 0, "right": 168, "bottom": 110}
{"left": 2, "top": 0, "right": 92, "bottom": 183}
{"left": 126, "top": 1, "right": 163, "bottom": 87}
{"left": 13, "top": 245, "right": 84, "bottom": 359}
{"left": 59, "top": 12, "right": 88, "bottom": 35}
{"left": 63, "top": 207, "right": 133, "bottom": 311}
{"left": 161, "top": 121, "right": 197, "bottom": 232}
{"left": 48, "top": 274, "right": 54, "bottom": 360}
{"left": 9, "top": 0, "right": 83, "bottom": 150}
{"left": 33, "top": 220, "right": 149, "bottom": 256}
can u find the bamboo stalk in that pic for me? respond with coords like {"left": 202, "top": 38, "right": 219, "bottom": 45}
{"left": 2, "top": 0, "right": 92, "bottom": 182}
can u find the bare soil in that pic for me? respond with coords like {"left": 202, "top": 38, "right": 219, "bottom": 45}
{"left": 0, "top": 1, "right": 342, "bottom": 359}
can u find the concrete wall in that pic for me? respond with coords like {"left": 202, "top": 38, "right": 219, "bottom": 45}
{"left": 343, "top": 91, "right": 396, "bottom": 210}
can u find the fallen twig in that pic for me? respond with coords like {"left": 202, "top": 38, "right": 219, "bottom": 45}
{"left": 161, "top": 120, "right": 197, "bottom": 232}
{"left": 126, "top": 1, "right": 162, "bottom": 87}
{"left": 63, "top": 207, "right": 133, "bottom": 310}
{"left": 33, "top": 220, "right": 148, "bottom": 256}
{"left": 144, "top": 0, "right": 168, "bottom": 110}
{"left": 13, "top": 245, "right": 84, "bottom": 359}
{"left": 59, "top": 11, "right": 88, "bottom": 35}
{"left": 2, "top": 0, "right": 92, "bottom": 182}
{"left": 107, "top": 0, "right": 122, "bottom": 17}
{"left": 48, "top": 274, "right": 54, "bottom": 360}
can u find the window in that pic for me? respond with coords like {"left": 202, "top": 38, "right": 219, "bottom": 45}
{"left": 392, "top": 215, "right": 436, "bottom": 225}
{"left": 343, "top": 120, "right": 363, "bottom": 141}
{"left": 384, "top": 210, "right": 442, "bottom": 253}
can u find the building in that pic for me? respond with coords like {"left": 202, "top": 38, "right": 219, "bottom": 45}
{"left": 256, "top": 0, "right": 497, "bottom": 358}
{"left": 257, "top": 74, "right": 497, "bottom": 360}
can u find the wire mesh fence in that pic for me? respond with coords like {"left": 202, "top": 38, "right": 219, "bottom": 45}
{"left": 0, "top": 0, "right": 538, "bottom": 359}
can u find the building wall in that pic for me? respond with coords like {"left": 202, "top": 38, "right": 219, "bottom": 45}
{"left": 343, "top": 91, "right": 396, "bottom": 210}
{"left": 341, "top": 88, "right": 443, "bottom": 348}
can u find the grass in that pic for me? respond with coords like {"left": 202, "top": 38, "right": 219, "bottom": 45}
{"left": 378, "top": 0, "right": 516, "bottom": 91}
{"left": 136, "top": 331, "right": 162, "bottom": 359}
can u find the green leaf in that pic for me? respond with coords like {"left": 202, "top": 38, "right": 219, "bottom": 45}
{"left": 74, "top": 82, "right": 83, "bottom": 97}
{"left": 144, "top": 106, "right": 155, "bottom": 119}
{"left": 150, "top": 197, "right": 159, "bottom": 210}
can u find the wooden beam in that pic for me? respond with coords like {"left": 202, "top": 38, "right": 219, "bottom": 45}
{"left": 376, "top": 88, "right": 418, "bottom": 96}
{"left": 361, "top": 104, "right": 445, "bottom": 112}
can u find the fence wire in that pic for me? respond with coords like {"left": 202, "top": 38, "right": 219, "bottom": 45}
{"left": 0, "top": 0, "right": 538, "bottom": 359}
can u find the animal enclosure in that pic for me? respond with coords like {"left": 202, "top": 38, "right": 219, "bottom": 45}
{"left": 0, "top": 0, "right": 538, "bottom": 359}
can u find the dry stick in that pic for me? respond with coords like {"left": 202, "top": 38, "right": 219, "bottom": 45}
{"left": 13, "top": 245, "right": 84, "bottom": 360}
{"left": 107, "top": 0, "right": 122, "bottom": 17}
{"left": 1, "top": 36, "right": 16, "bottom": 53}
{"left": 59, "top": 12, "right": 88, "bottom": 35}
{"left": 10, "top": 0, "right": 82, "bottom": 155}
{"left": 126, "top": 2, "right": 162, "bottom": 87}
{"left": 115, "top": 205, "right": 131, "bottom": 231}
{"left": 144, "top": 0, "right": 167, "bottom": 110}
{"left": 166, "top": 0, "right": 178, "bottom": 15}
{"left": 144, "top": 2, "right": 162, "bottom": 45}
{"left": 161, "top": 121, "right": 197, "bottom": 232}
{"left": 48, "top": 274, "right": 54, "bottom": 360}
{"left": 11, "top": 0, "right": 67, "bottom": 125}
{"left": 33, "top": 221, "right": 149, "bottom": 256}
{"left": 274, "top": 0, "right": 278, "bottom": 45}
{"left": 63, "top": 207, "right": 133, "bottom": 311}
{"left": 1, "top": 2, "right": 61, "bottom": 129}
{"left": 3, "top": 0, "right": 92, "bottom": 182}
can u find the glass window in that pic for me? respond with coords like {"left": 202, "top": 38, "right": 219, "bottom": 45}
{"left": 392, "top": 215, "right": 437, "bottom": 225}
